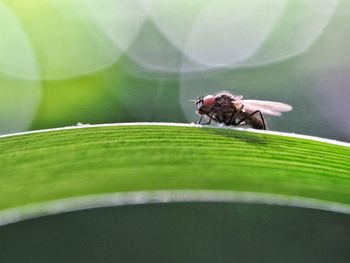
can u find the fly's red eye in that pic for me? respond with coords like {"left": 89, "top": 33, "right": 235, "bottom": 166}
{"left": 202, "top": 95, "right": 215, "bottom": 107}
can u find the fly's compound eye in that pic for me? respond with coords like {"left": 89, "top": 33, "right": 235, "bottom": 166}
{"left": 202, "top": 95, "right": 215, "bottom": 108}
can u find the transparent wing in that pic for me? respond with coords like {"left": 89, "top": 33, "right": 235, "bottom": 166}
{"left": 240, "top": 100, "right": 293, "bottom": 116}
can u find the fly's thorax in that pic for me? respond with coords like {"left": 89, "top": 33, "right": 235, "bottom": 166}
{"left": 231, "top": 100, "right": 245, "bottom": 112}
{"left": 215, "top": 93, "right": 234, "bottom": 110}
{"left": 215, "top": 93, "right": 232, "bottom": 103}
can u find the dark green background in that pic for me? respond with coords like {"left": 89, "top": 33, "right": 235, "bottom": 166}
{"left": 1, "top": 203, "right": 349, "bottom": 263}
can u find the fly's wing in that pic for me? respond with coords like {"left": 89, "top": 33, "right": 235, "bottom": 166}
{"left": 240, "top": 100, "right": 293, "bottom": 116}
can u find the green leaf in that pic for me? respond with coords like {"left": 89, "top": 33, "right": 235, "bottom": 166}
{"left": 1, "top": 123, "right": 350, "bottom": 262}
{"left": 0, "top": 123, "right": 349, "bottom": 218}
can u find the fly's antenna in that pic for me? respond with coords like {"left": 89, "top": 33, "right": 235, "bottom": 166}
{"left": 189, "top": 99, "right": 200, "bottom": 105}
{"left": 189, "top": 97, "right": 203, "bottom": 104}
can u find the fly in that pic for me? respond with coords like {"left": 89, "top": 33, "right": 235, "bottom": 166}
{"left": 194, "top": 91, "right": 292, "bottom": 130}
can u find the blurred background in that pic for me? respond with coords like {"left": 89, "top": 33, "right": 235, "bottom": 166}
{"left": 1, "top": 2, "right": 350, "bottom": 262}
{"left": 1, "top": 0, "right": 349, "bottom": 142}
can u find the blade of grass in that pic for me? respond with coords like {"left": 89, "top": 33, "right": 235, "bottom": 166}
{"left": 0, "top": 123, "right": 349, "bottom": 219}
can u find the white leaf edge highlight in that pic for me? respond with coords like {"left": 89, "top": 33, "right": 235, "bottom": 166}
{"left": 0, "top": 190, "right": 350, "bottom": 227}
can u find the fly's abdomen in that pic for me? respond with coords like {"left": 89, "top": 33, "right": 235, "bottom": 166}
{"left": 250, "top": 118, "right": 265, "bottom": 129}
{"left": 241, "top": 111, "right": 265, "bottom": 130}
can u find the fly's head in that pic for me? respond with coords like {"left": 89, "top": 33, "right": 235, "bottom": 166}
{"left": 195, "top": 95, "right": 215, "bottom": 115}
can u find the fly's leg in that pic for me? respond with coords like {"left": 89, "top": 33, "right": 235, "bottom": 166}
{"left": 256, "top": 110, "right": 266, "bottom": 130}
{"left": 196, "top": 115, "right": 203, "bottom": 124}
{"left": 211, "top": 115, "right": 221, "bottom": 124}
{"left": 235, "top": 110, "right": 266, "bottom": 130}
{"left": 216, "top": 111, "right": 224, "bottom": 123}
{"left": 205, "top": 114, "right": 223, "bottom": 125}
{"left": 203, "top": 117, "right": 212, "bottom": 125}
{"left": 229, "top": 105, "right": 244, "bottom": 125}
{"left": 197, "top": 115, "right": 215, "bottom": 125}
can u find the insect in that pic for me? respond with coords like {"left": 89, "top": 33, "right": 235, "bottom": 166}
{"left": 194, "top": 91, "right": 292, "bottom": 130}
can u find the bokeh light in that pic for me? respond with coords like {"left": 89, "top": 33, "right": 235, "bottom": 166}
{"left": 0, "top": 2, "right": 41, "bottom": 133}
{"left": 1, "top": 0, "right": 350, "bottom": 141}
